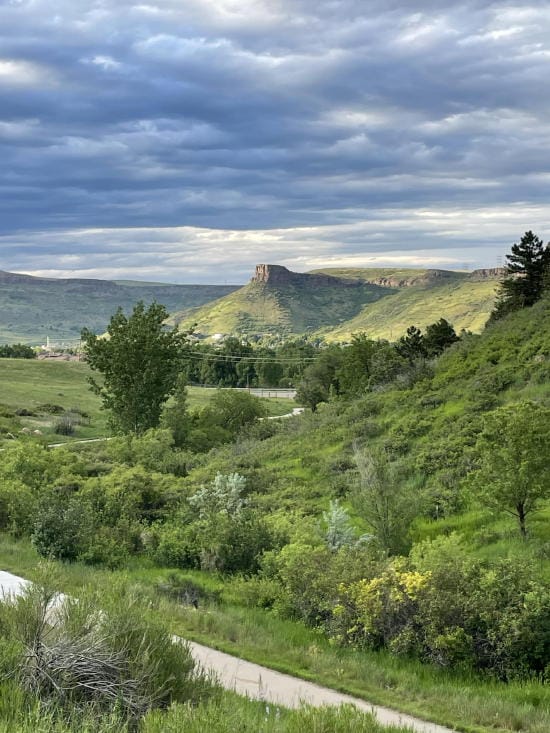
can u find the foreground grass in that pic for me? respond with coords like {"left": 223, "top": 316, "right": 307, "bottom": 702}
{"left": 0, "top": 682, "right": 411, "bottom": 733}
{"left": 1, "top": 537, "right": 548, "bottom": 733}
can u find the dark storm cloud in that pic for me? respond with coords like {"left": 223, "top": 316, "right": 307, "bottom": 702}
{"left": 0, "top": 0, "right": 549, "bottom": 281}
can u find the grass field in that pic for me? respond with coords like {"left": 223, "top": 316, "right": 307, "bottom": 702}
{"left": 0, "top": 359, "right": 294, "bottom": 445}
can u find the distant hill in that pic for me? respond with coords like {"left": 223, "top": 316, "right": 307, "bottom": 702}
{"left": 171, "top": 264, "right": 503, "bottom": 341}
{"left": 0, "top": 270, "right": 239, "bottom": 344}
{"left": 312, "top": 267, "right": 501, "bottom": 341}
{"left": 168, "top": 265, "right": 395, "bottom": 338}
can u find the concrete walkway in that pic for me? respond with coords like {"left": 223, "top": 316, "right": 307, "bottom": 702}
{"left": 0, "top": 570, "right": 455, "bottom": 732}
{"left": 187, "top": 640, "right": 454, "bottom": 733}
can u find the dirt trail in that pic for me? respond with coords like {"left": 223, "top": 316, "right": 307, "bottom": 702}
{"left": 1, "top": 570, "right": 455, "bottom": 732}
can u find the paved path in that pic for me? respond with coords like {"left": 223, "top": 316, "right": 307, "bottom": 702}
{"left": 187, "top": 640, "right": 454, "bottom": 732}
{"left": 0, "top": 570, "right": 455, "bottom": 733}
{"left": 264, "top": 407, "right": 305, "bottom": 420}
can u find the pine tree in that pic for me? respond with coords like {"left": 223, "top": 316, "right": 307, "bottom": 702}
{"left": 395, "top": 325, "right": 426, "bottom": 364}
{"left": 490, "top": 231, "right": 550, "bottom": 320}
{"left": 423, "top": 319, "right": 459, "bottom": 357}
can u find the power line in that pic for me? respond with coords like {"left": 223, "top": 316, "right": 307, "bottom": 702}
{"left": 185, "top": 350, "right": 318, "bottom": 363}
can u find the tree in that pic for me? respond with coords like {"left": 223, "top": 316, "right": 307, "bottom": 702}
{"left": 491, "top": 231, "right": 550, "bottom": 320}
{"left": 352, "top": 445, "right": 416, "bottom": 555}
{"left": 295, "top": 346, "right": 343, "bottom": 410}
{"left": 423, "top": 318, "right": 459, "bottom": 357}
{"left": 161, "top": 373, "right": 191, "bottom": 447}
{"left": 395, "top": 326, "right": 426, "bottom": 364}
{"left": 82, "top": 301, "right": 188, "bottom": 434}
{"left": 465, "top": 402, "right": 550, "bottom": 538}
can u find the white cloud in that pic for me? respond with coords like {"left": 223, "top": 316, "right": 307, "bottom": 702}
{"left": 0, "top": 59, "right": 56, "bottom": 86}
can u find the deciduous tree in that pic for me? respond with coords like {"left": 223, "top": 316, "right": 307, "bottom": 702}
{"left": 465, "top": 401, "right": 550, "bottom": 538}
{"left": 82, "top": 301, "right": 188, "bottom": 434}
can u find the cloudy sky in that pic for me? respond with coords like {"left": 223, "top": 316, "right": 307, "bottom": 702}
{"left": 1, "top": 0, "right": 549, "bottom": 283}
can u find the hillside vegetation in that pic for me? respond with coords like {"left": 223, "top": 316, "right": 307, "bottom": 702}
{"left": 170, "top": 278, "right": 392, "bottom": 337}
{"left": 317, "top": 273, "right": 498, "bottom": 341}
{"left": 0, "top": 270, "right": 237, "bottom": 344}
{"left": 172, "top": 266, "right": 500, "bottom": 341}
{"left": 1, "top": 281, "right": 549, "bottom": 732}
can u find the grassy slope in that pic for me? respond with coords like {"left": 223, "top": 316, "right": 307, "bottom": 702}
{"left": 183, "top": 294, "right": 550, "bottom": 557}
{"left": 171, "top": 280, "right": 392, "bottom": 337}
{"left": 171, "top": 269, "right": 498, "bottom": 341}
{"left": 323, "top": 278, "right": 498, "bottom": 341}
{"left": 2, "top": 302, "right": 550, "bottom": 732}
{"left": 0, "top": 272, "right": 238, "bottom": 344}
{"left": 0, "top": 359, "right": 294, "bottom": 445}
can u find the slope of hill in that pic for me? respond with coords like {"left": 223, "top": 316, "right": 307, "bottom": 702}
{"left": 184, "top": 291, "right": 550, "bottom": 554}
{"left": 169, "top": 264, "right": 393, "bottom": 338}
{"left": 0, "top": 270, "right": 238, "bottom": 344}
{"left": 322, "top": 278, "right": 498, "bottom": 341}
{"left": 172, "top": 264, "right": 502, "bottom": 341}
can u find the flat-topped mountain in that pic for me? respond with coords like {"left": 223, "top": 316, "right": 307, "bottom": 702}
{"left": 169, "top": 264, "right": 392, "bottom": 338}
{"left": 0, "top": 270, "right": 239, "bottom": 344}
{"left": 252, "top": 264, "right": 363, "bottom": 288}
{"left": 171, "top": 264, "right": 503, "bottom": 341}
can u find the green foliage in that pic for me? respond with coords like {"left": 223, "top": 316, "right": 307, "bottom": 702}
{"left": 188, "top": 390, "right": 268, "bottom": 450}
{"left": 31, "top": 487, "right": 94, "bottom": 561}
{"left": 395, "top": 326, "right": 426, "bottom": 363}
{"left": 464, "top": 402, "right": 550, "bottom": 537}
{"left": 338, "top": 334, "right": 406, "bottom": 396}
{"left": 423, "top": 318, "right": 459, "bottom": 357}
{"left": 161, "top": 374, "right": 190, "bottom": 447}
{"left": 82, "top": 301, "right": 189, "bottom": 435}
{"left": 0, "top": 344, "right": 35, "bottom": 359}
{"left": 352, "top": 447, "right": 417, "bottom": 555}
{"left": 334, "top": 536, "right": 550, "bottom": 678}
{"left": 491, "top": 231, "right": 550, "bottom": 320}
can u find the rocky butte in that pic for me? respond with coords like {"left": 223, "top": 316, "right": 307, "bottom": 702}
{"left": 251, "top": 265, "right": 505, "bottom": 290}
{"left": 252, "top": 264, "right": 362, "bottom": 288}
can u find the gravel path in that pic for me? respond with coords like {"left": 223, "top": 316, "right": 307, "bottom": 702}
{"left": 1, "top": 570, "right": 455, "bottom": 732}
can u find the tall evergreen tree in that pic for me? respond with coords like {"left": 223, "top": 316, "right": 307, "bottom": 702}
{"left": 423, "top": 319, "right": 459, "bottom": 357}
{"left": 395, "top": 325, "right": 426, "bottom": 364}
{"left": 490, "top": 230, "right": 550, "bottom": 320}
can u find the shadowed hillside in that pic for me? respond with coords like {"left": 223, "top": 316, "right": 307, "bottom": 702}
{"left": 0, "top": 270, "right": 239, "bottom": 344}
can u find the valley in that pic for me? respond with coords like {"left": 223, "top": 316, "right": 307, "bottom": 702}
{"left": 0, "top": 256, "right": 549, "bottom": 733}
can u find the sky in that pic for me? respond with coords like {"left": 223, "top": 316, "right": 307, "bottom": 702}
{"left": 1, "top": 0, "right": 549, "bottom": 284}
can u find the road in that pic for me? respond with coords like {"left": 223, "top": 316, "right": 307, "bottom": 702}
{"left": 1, "top": 570, "right": 455, "bottom": 733}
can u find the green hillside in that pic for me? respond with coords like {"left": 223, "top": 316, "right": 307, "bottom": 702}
{"left": 1, "top": 295, "right": 549, "bottom": 733}
{"left": 0, "top": 270, "right": 238, "bottom": 344}
{"left": 170, "top": 278, "right": 393, "bottom": 338}
{"left": 172, "top": 266, "right": 500, "bottom": 342}
{"left": 323, "top": 277, "right": 498, "bottom": 341}
{"left": 183, "top": 291, "right": 550, "bottom": 551}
